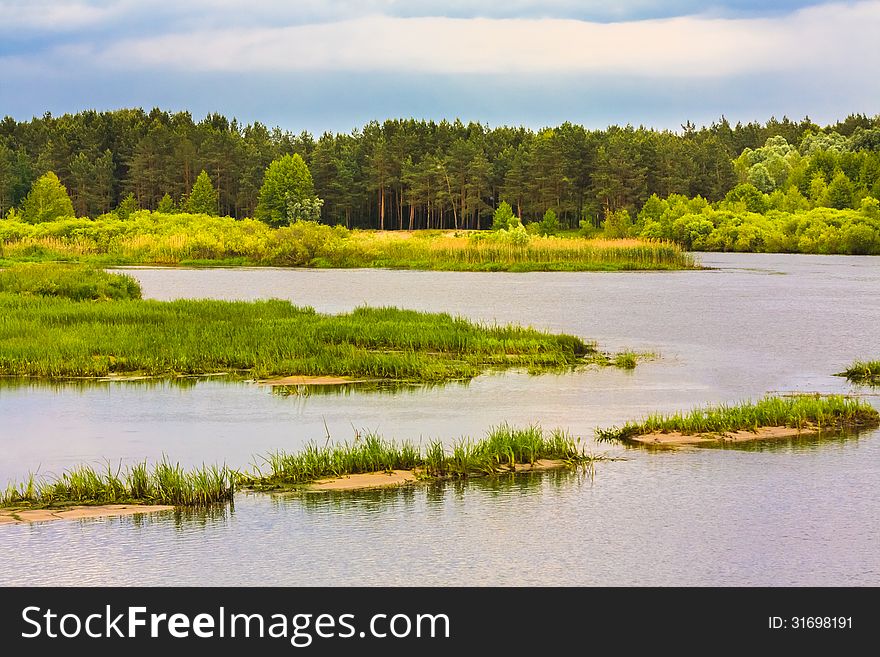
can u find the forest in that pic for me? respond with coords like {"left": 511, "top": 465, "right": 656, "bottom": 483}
{"left": 1, "top": 108, "right": 879, "bottom": 254}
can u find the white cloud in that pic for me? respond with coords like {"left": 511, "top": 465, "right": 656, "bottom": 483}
{"left": 0, "top": 1, "right": 127, "bottom": 31}
{"left": 90, "top": 1, "right": 878, "bottom": 78}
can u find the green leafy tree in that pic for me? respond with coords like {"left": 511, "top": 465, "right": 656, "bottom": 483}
{"left": 255, "top": 154, "right": 317, "bottom": 226}
{"left": 723, "top": 183, "right": 768, "bottom": 213}
{"left": 20, "top": 172, "right": 75, "bottom": 223}
{"left": 491, "top": 201, "right": 518, "bottom": 230}
{"left": 157, "top": 193, "right": 178, "bottom": 214}
{"left": 860, "top": 196, "right": 879, "bottom": 219}
{"left": 537, "top": 208, "right": 560, "bottom": 236}
{"left": 826, "top": 172, "right": 854, "bottom": 209}
{"left": 115, "top": 193, "right": 140, "bottom": 220}
{"left": 746, "top": 163, "right": 775, "bottom": 193}
{"left": 603, "top": 208, "right": 633, "bottom": 238}
{"left": 186, "top": 170, "right": 219, "bottom": 215}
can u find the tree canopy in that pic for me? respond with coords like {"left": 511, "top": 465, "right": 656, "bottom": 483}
{"left": 20, "top": 172, "right": 75, "bottom": 223}
{"left": 0, "top": 108, "right": 878, "bottom": 230}
{"left": 255, "top": 154, "right": 316, "bottom": 226}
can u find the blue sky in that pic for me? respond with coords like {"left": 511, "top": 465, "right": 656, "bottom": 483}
{"left": 1, "top": 1, "right": 877, "bottom": 133}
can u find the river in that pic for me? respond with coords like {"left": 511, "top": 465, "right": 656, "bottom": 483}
{"left": 1, "top": 252, "right": 878, "bottom": 585}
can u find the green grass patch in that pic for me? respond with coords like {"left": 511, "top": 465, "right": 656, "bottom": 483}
{"left": 595, "top": 395, "right": 880, "bottom": 443}
{"left": 242, "top": 424, "right": 600, "bottom": 489}
{"left": 0, "top": 263, "right": 141, "bottom": 300}
{"left": 837, "top": 360, "right": 880, "bottom": 386}
{"left": 0, "top": 290, "right": 615, "bottom": 380}
{"left": 1, "top": 459, "right": 235, "bottom": 509}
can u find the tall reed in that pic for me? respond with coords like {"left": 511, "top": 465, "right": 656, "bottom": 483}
{"left": 244, "top": 424, "right": 594, "bottom": 488}
{"left": 1, "top": 459, "right": 235, "bottom": 508}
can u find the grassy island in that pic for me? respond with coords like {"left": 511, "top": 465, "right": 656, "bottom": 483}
{"left": 1, "top": 460, "right": 235, "bottom": 511}
{"left": 837, "top": 360, "right": 880, "bottom": 386}
{"left": 595, "top": 395, "right": 879, "bottom": 447}
{"left": 1, "top": 425, "right": 599, "bottom": 520}
{"left": 0, "top": 263, "right": 635, "bottom": 381}
{"left": 241, "top": 424, "right": 598, "bottom": 491}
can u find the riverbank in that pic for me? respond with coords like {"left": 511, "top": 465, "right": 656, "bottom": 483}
{"left": 0, "top": 504, "right": 175, "bottom": 525}
{"left": 0, "top": 214, "right": 698, "bottom": 271}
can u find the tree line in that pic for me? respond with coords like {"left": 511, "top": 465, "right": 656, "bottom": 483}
{"left": 1, "top": 108, "right": 878, "bottom": 229}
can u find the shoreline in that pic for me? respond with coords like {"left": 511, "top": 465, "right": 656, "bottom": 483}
{"left": 628, "top": 424, "right": 834, "bottom": 447}
{"left": 0, "top": 504, "right": 175, "bottom": 525}
{"left": 301, "top": 458, "right": 570, "bottom": 492}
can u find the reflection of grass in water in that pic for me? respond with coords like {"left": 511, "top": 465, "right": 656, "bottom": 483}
{"left": 269, "top": 379, "right": 468, "bottom": 398}
{"left": 290, "top": 467, "right": 593, "bottom": 513}
{"left": 703, "top": 427, "right": 876, "bottom": 453}
{"left": 0, "top": 375, "right": 207, "bottom": 393}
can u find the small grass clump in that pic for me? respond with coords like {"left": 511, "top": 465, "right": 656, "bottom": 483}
{"left": 837, "top": 360, "right": 880, "bottom": 386}
{"left": 243, "top": 424, "right": 596, "bottom": 489}
{"left": 1, "top": 459, "right": 235, "bottom": 509}
{"left": 0, "top": 263, "right": 141, "bottom": 300}
{"left": 595, "top": 395, "right": 880, "bottom": 443}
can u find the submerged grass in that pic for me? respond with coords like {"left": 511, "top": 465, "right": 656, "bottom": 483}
{"left": 0, "top": 292, "right": 616, "bottom": 381}
{"left": 837, "top": 360, "right": 880, "bottom": 386}
{"left": 1, "top": 459, "right": 235, "bottom": 509}
{"left": 595, "top": 395, "right": 880, "bottom": 443}
{"left": 243, "top": 424, "right": 599, "bottom": 489}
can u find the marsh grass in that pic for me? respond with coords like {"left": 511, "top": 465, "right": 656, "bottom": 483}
{"left": 242, "top": 424, "right": 600, "bottom": 489}
{"left": 595, "top": 395, "right": 880, "bottom": 443}
{"left": 837, "top": 360, "right": 880, "bottom": 386}
{"left": 1, "top": 459, "right": 235, "bottom": 509}
{"left": 0, "top": 213, "right": 697, "bottom": 271}
{"left": 0, "top": 263, "right": 141, "bottom": 300}
{"left": 0, "top": 295, "right": 611, "bottom": 381}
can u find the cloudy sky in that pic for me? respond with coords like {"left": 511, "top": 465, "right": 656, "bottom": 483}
{"left": 1, "top": 0, "right": 877, "bottom": 133}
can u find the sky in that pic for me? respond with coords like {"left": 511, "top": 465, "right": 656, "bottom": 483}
{"left": 0, "top": 0, "right": 878, "bottom": 134}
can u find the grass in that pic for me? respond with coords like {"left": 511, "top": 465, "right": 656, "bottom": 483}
{"left": 0, "top": 212, "right": 698, "bottom": 271}
{"left": 1, "top": 425, "right": 602, "bottom": 509}
{"left": 837, "top": 360, "right": 880, "bottom": 386}
{"left": 0, "top": 279, "right": 627, "bottom": 381}
{"left": 1, "top": 459, "right": 235, "bottom": 509}
{"left": 0, "top": 263, "right": 141, "bottom": 300}
{"left": 595, "top": 395, "right": 880, "bottom": 443}
{"left": 242, "top": 424, "right": 599, "bottom": 489}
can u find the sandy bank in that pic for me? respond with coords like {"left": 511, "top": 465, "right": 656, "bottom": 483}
{"left": 259, "top": 375, "right": 366, "bottom": 386}
{"left": 0, "top": 504, "right": 175, "bottom": 525}
{"left": 303, "top": 459, "right": 568, "bottom": 492}
{"left": 630, "top": 425, "right": 821, "bottom": 447}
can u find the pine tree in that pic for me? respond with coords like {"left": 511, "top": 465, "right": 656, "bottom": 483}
{"left": 115, "top": 192, "right": 139, "bottom": 220}
{"left": 186, "top": 170, "right": 219, "bottom": 216}
{"left": 157, "top": 193, "right": 177, "bottom": 214}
